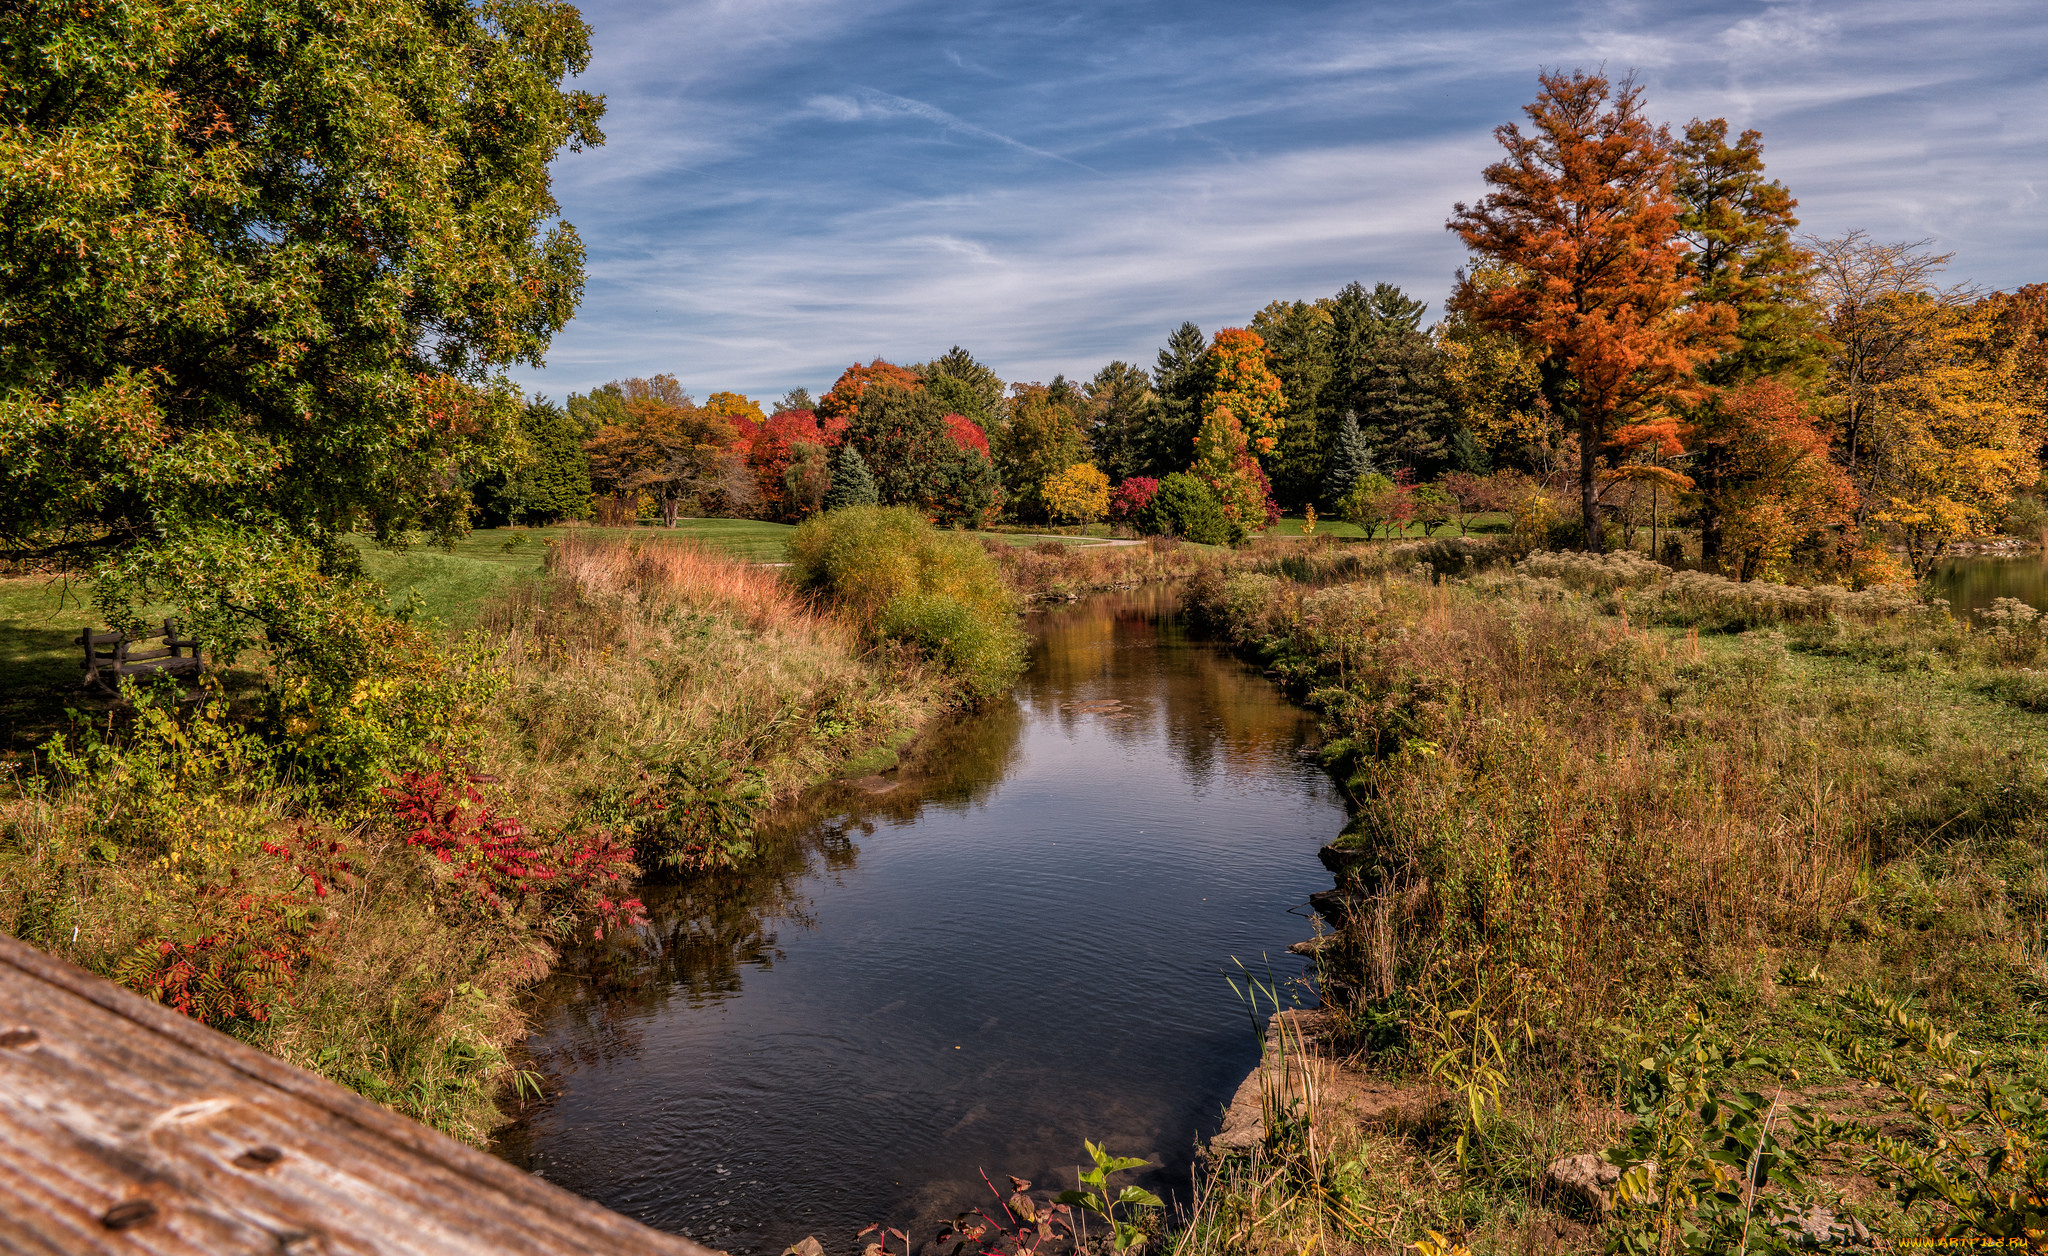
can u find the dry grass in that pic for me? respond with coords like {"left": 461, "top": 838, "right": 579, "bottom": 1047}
{"left": 1187, "top": 562, "right": 2048, "bottom": 1249}
{"left": 480, "top": 533, "right": 945, "bottom": 838}
{"left": 987, "top": 535, "right": 1227, "bottom": 600}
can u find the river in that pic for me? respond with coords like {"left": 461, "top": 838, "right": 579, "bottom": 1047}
{"left": 494, "top": 588, "right": 1349, "bottom": 1252}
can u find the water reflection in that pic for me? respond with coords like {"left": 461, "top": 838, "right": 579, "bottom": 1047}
{"left": 496, "top": 589, "right": 1346, "bottom": 1254}
{"left": 1928, "top": 552, "right": 2048, "bottom": 618}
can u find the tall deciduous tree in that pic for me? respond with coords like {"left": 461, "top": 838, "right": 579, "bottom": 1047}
{"left": 0, "top": 0, "right": 604, "bottom": 613}
{"left": 1448, "top": 70, "right": 1732, "bottom": 550}
{"left": 996, "top": 381, "right": 1089, "bottom": 522}
{"left": 1807, "top": 231, "right": 1963, "bottom": 478}
{"left": 585, "top": 392, "right": 738, "bottom": 527}
{"left": 1205, "top": 328, "right": 1288, "bottom": 457}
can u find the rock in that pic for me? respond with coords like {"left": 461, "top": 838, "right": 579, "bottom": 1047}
{"left": 1316, "top": 843, "right": 1370, "bottom": 876}
{"left": 1308, "top": 885, "right": 1367, "bottom": 923}
{"left": 1786, "top": 1204, "right": 1872, "bottom": 1247}
{"left": 1542, "top": 1152, "right": 1650, "bottom": 1221}
{"left": 784, "top": 1239, "right": 826, "bottom": 1256}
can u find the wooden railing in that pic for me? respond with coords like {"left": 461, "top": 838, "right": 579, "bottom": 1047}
{"left": 0, "top": 933, "right": 721, "bottom": 1255}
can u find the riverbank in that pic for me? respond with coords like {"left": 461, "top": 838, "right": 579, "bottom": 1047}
{"left": 0, "top": 525, "right": 988, "bottom": 1144}
{"left": 1177, "top": 543, "right": 2048, "bottom": 1250}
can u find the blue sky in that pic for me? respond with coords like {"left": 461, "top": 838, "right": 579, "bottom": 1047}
{"left": 511, "top": 0, "right": 2048, "bottom": 405}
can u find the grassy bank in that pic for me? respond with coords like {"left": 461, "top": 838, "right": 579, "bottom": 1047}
{"left": 1177, "top": 542, "right": 2048, "bottom": 1251}
{"left": 0, "top": 521, "right": 994, "bottom": 1143}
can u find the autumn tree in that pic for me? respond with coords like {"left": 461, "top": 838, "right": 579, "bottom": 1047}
{"left": 1448, "top": 70, "right": 1733, "bottom": 550}
{"left": 1189, "top": 407, "right": 1268, "bottom": 541}
{"left": 995, "top": 380, "right": 1089, "bottom": 522}
{"left": 1439, "top": 261, "right": 1555, "bottom": 467}
{"left": 1808, "top": 232, "right": 1964, "bottom": 478}
{"left": 584, "top": 390, "right": 739, "bottom": 527}
{"left": 818, "top": 359, "right": 922, "bottom": 421}
{"left": 747, "top": 409, "right": 835, "bottom": 520}
{"left": 1859, "top": 295, "right": 2044, "bottom": 573}
{"left": 1691, "top": 379, "right": 1856, "bottom": 581}
{"left": 1044, "top": 463, "right": 1112, "bottom": 526}
{"left": 0, "top": 0, "right": 603, "bottom": 642}
{"left": 842, "top": 385, "right": 998, "bottom": 526}
{"left": 1204, "top": 328, "right": 1288, "bottom": 457}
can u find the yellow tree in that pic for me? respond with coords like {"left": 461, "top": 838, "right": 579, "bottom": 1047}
{"left": 1043, "top": 462, "right": 1111, "bottom": 526}
{"left": 1862, "top": 295, "right": 2044, "bottom": 573}
{"left": 1204, "top": 328, "right": 1287, "bottom": 456}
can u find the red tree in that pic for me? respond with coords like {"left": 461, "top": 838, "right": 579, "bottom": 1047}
{"left": 1448, "top": 70, "right": 1733, "bottom": 549}
{"left": 944, "top": 413, "right": 991, "bottom": 457}
{"left": 748, "top": 409, "right": 841, "bottom": 519}
{"left": 817, "top": 359, "right": 922, "bottom": 420}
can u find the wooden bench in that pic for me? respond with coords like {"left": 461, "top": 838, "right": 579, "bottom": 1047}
{"left": 78, "top": 621, "right": 203, "bottom": 690}
{"left": 0, "top": 933, "right": 716, "bottom": 1255}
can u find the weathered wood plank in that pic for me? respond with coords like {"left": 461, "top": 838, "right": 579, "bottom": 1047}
{"left": 0, "top": 933, "right": 718, "bottom": 1255}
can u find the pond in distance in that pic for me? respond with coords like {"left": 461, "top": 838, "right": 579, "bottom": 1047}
{"left": 495, "top": 587, "right": 1348, "bottom": 1253}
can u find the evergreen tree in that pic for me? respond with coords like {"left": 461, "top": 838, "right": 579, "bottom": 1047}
{"left": 473, "top": 398, "right": 591, "bottom": 525}
{"left": 916, "top": 346, "right": 1005, "bottom": 429}
{"left": 1251, "top": 298, "right": 1337, "bottom": 509}
{"left": 1322, "top": 410, "right": 1377, "bottom": 506}
{"left": 1324, "top": 282, "right": 1453, "bottom": 473}
{"left": 1082, "top": 361, "right": 1157, "bottom": 482}
{"left": 777, "top": 387, "right": 816, "bottom": 414}
{"left": 822, "top": 441, "right": 878, "bottom": 510}
{"left": 1449, "top": 425, "right": 1493, "bottom": 475}
{"left": 1142, "top": 321, "right": 1210, "bottom": 477}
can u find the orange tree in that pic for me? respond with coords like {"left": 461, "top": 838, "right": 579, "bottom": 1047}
{"left": 585, "top": 396, "right": 739, "bottom": 527}
{"left": 1448, "top": 71, "right": 1732, "bottom": 550}
{"left": 1690, "top": 379, "right": 1856, "bottom": 581}
{"left": 1205, "top": 328, "right": 1287, "bottom": 457}
{"left": 817, "top": 359, "right": 923, "bottom": 421}
{"left": 0, "top": 0, "right": 604, "bottom": 629}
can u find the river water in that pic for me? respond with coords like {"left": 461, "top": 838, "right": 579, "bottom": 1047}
{"left": 495, "top": 588, "right": 1348, "bottom": 1252}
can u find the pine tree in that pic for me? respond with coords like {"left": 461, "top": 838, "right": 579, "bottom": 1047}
{"left": 823, "top": 442, "right": 878, "bottom": 510}
{"left": 1322, "top": 410, "right": 1377, "bottom": 506}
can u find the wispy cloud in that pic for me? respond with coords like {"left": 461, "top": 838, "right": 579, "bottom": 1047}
{"left": 515, "top": 0, "right": 2048, "bottom": 401}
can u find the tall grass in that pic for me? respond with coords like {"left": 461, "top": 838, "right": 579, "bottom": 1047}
{"left": 1186, "top": 560, "right": 2048, "bottom": 1245}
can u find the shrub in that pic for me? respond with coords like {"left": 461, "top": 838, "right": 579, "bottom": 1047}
{"left": 1139, "top": 472, "right": 1237, "bottom": 545}
{"left": 787, "top": 505, "right": 1026, "bottom": 701}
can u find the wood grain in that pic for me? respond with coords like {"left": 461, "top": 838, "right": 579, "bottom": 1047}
{"left": 0, "top": 932, "right": 720, "bottom": 1255}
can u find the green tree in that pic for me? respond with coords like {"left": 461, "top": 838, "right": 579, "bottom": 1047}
{"left": 1144, "top": 322, "right": 1211, "bottom": 477}
{"left": 1251, "top": 298, "right": 1337, "bottom": 508}
{"left": 917, "top": 346, "right": 1005, "bottom": 431}
{"left": 995, "top": 380, "right": 1089, "bottom": 522}
{"left": 0, "top": 0, "right": 604, "bottom": 600}
{"left": 1082, "top": 361, "right": 1158, "bottom": 482}
{"left": 1322, "top": 410, "right": 1378, "bottom": 508}
{"left": 1674, "top": 119, "right": 1821, "bottom": 386}
{"left": 778, "top": 387, "right": 817, "bottom": 414}
{"left": 1323, "top": 282, "right": 1452, "bottom": 473}
{"left": 474, "top": 398, "right": 591, "bottom": 525}
{"left": 823, "top": 442, "right": 878, "bottom": 510}
{"left": 843, "top": 385, "right": 997, "bottom": 526}
{"left": 1138, "top": 472, "right": 1232, "bottom": 545}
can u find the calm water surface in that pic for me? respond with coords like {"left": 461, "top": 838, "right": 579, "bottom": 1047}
{"left": 495, "top": 589, "right": 1347, "bottom": 1252}
{"left": 1928, "top": 552, "right": 2048, "bottom": 617}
